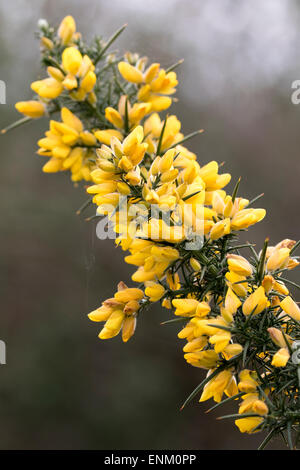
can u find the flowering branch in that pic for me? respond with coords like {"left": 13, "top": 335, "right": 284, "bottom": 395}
{"left": 3, "top": 15, "right": 300, "bottom": 450}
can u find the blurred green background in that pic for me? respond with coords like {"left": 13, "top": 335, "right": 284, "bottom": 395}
{"left": 0, "top": 0, "right": 299, "bottom": 450}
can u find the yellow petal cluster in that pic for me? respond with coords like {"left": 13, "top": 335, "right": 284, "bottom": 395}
{"left": 30, "top": 47, "right": 96, "bottom": 103}
{"left": 37, "top": 107, "right": 98, "bottom": 181}
{"left": 88, "top": 282, "right": 144, "bottom": 342}
{"left": 118, "top": 60, "right": 178, "bottom": 111}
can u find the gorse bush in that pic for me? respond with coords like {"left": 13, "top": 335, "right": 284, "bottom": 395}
{"left": 3, "top": 15, "right": 300, "bottom": 450}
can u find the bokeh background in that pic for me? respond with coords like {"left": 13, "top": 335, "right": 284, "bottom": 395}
{"left": 0, "top": 0, "right": 299, "bottom": 450}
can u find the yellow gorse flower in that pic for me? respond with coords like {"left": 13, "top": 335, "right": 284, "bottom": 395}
{"left": 199, "top": 369, "right": 238, "bottom": 403}
{"left": 271, "top": 347, "right": 290, "bottom": 367}
{"left": 88, "top": 282, "right": 144, "bottom": 342}
{"left": 238, "top": 369, "right": 259, "bottom": 393}
{"left": 280, "top": 296, "right": 300, "bottom": 322}
{"left": 220, "top": 286, "right": 242, "bottom": 322}
{"left": 172, "top": 298, "right": 210, "bottom": 317}
{"left": 265, "top": 239, "right": 299, "bottom": 272}
{"left": 184, "top": 350, "right": 219, "bottom": 369}
{"left": 105, "top": 95, "right": 152, "bottom": 131}
{"left": 235, "top": 416, "right": 264, "bottom": 434}
{"left": 15, "top": 100, "right": 45, "bottom": 118}
{"left": 95, "top": 125, "right": 147, "bottom": 188}
{"left": 143, "top": 113, "right": 184, "bottom": 153}
{"left": 57, "top": 15, "right": 77, "bottom": 45}
{"left": 242, "top": 286, "right": 269, "bottom": 316}
{"left": 226, "top": 254, "right": 253, "bottom": 276}
{"left": 235, "top": 390, "right": 268, "bottom": 434}
{"left": 118, "top": 60, "right": 178, "bottom": 112}
{"left": 144, "top": 282, "right": 165, "bottom": 302}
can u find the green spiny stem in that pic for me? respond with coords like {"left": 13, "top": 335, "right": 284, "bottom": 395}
{"left": 231, "top": 177, "right": 241, "bottom": 203}
{"left": 247, "top": 193, "right": 264, "bottom": 208}
{"left": 242, "top": 340, "right": 250, "bottom": 367}
{"left": 124, "top": 96, "right": 129, "bottom": 133}
{"left": 165, "top": 129, "right": 204, "bottom": 151}
{"left": 216, "top": 412, "right": 262, "bottom": 420}
{"left": 76, "top": 197, "right": 94, "bottom": 215}
{"left": 1, "top": 116, "right": 32, "bottom": 134}
{"left": 160, "top": 317, "right": 186, "bottom": 325}
{"left": 227, "top": 243, "right": 256, "bottom": 252}
{"left": 113, "top": 67, "right": 128, "bottom": 95}
{"left": 257, "top": 238, "right": 269, "bottom": 283}
{"left": 205, "top": 391, "right": 245, "bottom": 413}
{"left": 166, "top": 58, "right": 184, "bottom": 73}
{"left": 287, "top": 421, "right": 294, "bottom": 449}
{"left": 258, "top": 428, "right": 277, "bottom": 450}
{"left": 94, "top": 24, "right": 127, "bottom": 64}
{"left": 180, "top": 366, "right": 226, "bottom": 410}
{"left": 156, "top": 115, "right": 168, "bottom": 156}
{"left": 207, "top": 324, "right": 235, "bottom": 333}
{"left": 280, "top": 277, "right": 300, "bottom": 291}
{"left": 290, "top": 240, "right": 300, "bottom": 255}
{"left": 96, "top": 58, "right": 122, "bottom": 76}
